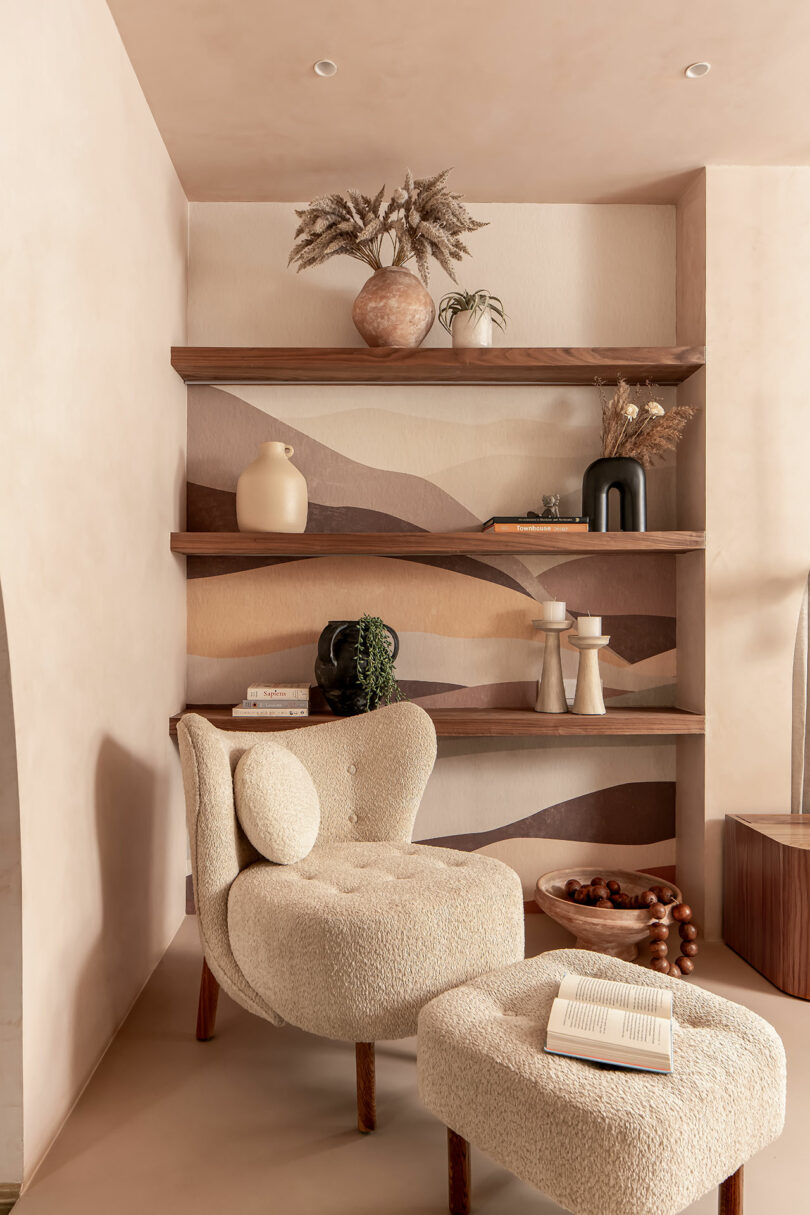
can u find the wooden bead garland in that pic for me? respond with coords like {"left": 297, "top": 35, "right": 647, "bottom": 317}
{"left": 563, "top": 876, "right": 699, "bottom": 979}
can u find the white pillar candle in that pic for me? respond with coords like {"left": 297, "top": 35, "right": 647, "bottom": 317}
{"left": 576, "top": 615, "right": 602, "bottom": 637}
{"left": 542, "top": 600, "right": 566, "bottom": 622}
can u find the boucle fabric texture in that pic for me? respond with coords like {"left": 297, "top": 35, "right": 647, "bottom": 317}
{"left": 417, "top": 949, "right": 786, "bottom": 1215}
{"left": 179, "top": 703, "right": 523, "bottom": 1040}
{"left": 234, "top": 741, "right": 320, "bottom": 865}
{"left": 178, "top": 703, "right": 436, "bottom": 1018}
{"left": 228, "top": 841, "right": 525, "bottom": 1041}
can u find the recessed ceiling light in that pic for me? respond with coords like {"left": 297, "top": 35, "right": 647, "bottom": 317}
{"left": 314, "top": 59, "right": 338, "bottom": 78}
{"left": 684, "top": 62, "right": 711, "bottom": 78}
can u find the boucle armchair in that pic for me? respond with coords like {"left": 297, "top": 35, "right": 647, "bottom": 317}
{"left": 177, "top": 702, "right": 524, "bottom": 1131}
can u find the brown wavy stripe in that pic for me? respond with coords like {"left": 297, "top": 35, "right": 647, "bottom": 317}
{"left": 421, "top": 782, "right": 675, "bottom": 850}
{"left": 185, "top": 483, "right": 532, "bottom": 597}
{"left": 188, "top": 387, "right": 480, "bottom": 531}
{"left": 395, "top": 555, "right": 532, "bottom": 598}
{"left": 541, "top": 554, "right": 676, "bottom": 616}
{"left": 187, "top": 482, "right": 429, "bottom": 534}
{"left": 569, "top": 611, "right": 676, "bottom": 664}
{"left": 414, "top": 681, "right": 537, "bottom": 709}
{"left": 308, "top": 680, "right": 461, "bottom": 712}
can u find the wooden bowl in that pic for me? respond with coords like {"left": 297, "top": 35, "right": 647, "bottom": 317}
{"left": 535, "top": 867, "right": 684, "bottom": 962}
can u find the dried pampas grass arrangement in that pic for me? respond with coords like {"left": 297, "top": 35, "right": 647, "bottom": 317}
{"left": 288, "top": 168, "right": 486, "bottom": 285}
{"left": 598, "top": 378, "right": 697, "bottom": 467}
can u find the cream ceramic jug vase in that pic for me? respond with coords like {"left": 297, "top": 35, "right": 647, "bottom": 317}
{"left": 236, "top": 441, "right": 308, "bottom": 533}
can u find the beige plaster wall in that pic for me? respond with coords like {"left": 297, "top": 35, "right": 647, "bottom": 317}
{"left": 702, "top": 167, "right": 810, "bottom": 933}
{"left": 189, "top": 201, "right": 675, "bottom": 346}
{"left": 0, "top": 0, "right": 188, "bottom": 1182}
{"left": 675, "top": 166, "right": 810, "bottom": 937}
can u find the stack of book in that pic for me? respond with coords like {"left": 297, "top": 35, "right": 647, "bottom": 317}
{"left": 231, "top": 681, "right": 310, "bottom": 719}
{"left": 482, "top": 515, "right": 590, "bottom": 533}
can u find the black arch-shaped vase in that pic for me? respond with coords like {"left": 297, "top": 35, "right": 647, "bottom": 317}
{"left": 581, "top": 456, "right": 647, "bottom": 532}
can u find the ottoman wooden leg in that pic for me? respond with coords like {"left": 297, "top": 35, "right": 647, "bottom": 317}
{"left": 719, "top": 1165, "right": 743, "bottom": 1214}
{"left": 448, "top": 1128, "right": 471, "bottom": 1215}
{"left": 196, "top": 959, "right": 219, "bottom": 1041}
{"left": 356, "top": 1042, "right": 376, "bottom": 1133}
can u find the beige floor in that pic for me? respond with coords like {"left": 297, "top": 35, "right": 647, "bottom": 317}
{"left": 13, "top": 915, "right": 808, "bottom": 1215}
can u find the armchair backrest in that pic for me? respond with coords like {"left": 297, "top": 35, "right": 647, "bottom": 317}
{"left": 177, "top": 702, "right": 437, "bottom": 1015}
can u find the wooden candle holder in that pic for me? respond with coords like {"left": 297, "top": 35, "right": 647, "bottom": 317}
{"left": 532, "top": 620, "right": 572, "bottom": 714}
{"left": 570, "top": 634, "right": 610, "bottom": 715}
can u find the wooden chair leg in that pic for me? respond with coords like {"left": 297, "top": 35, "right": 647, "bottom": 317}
{"left": 448, "top": 1128, "right": 471, "bottom": 1215}
{"left": 355, "top": 1042, "right": 376, "bottom": 1132}
{"left": 719, "top": 1165, "right": 743, "bottom": 1215}
{"left": 196, "top": 958, "right": 220, "bottom": 1041}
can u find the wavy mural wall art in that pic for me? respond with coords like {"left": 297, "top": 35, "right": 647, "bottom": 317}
{"left": 186, "top": 385, "right": 679, "bottom": 893}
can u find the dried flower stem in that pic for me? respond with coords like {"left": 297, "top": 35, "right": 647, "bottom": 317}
{"left": 597, "top": 377, "right": 697, "bottom": 467}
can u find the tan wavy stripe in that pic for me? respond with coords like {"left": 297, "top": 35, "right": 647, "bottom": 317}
{"left": 189, "top": 557, "right": 541, "bottom": 657}
{"left": 228, "top": 383, "right": 606, "bottom": 428}
{"left": 228, "top": 385, "right": 675, "bottom": 472}
{"left": 188, "top": 639, "right": 674, "bottom": 707}
{"left": 188, "top": 558, "right": 679, "bottom": 668}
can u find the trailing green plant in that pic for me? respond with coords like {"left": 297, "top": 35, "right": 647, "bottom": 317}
{"left": 438, "top": 288, "right": 507, "bottom": 334}
{"left": 355, "top": 615, "right": 404, "bottom": 710}
{"left": 288, "top": 168, "right": 487, "bottom": 285}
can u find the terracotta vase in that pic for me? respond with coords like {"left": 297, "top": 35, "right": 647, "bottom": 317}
{"left": 352, "top": 266, "right": 435, "bottom": 348}
{"left": 236, "top": 441, "right": 308, "bottom": 533}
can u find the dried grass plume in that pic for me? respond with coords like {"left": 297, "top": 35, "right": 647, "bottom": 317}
{"left": 597, "top": 378, "right": 697, "bottom": 467}
{"left": 288, "top": 168, "right": 487, "bottom": 285}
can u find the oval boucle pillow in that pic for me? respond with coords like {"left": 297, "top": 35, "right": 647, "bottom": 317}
{"left": 234, "top": 741, "right": 320, "bottom": 864}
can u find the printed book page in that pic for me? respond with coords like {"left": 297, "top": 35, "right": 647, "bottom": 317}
{"left": 547, "top": 998, "right": 671, "bottom": 1054}
{"left": 558, "top": 972, "right": 673, "bottom": 1019}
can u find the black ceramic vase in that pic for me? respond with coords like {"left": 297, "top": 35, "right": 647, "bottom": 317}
{"left": 582, "top": 456, "right": 647, "bottom": 532}
{"left": 314, "top": 620, "right": 400, "bottom": 716}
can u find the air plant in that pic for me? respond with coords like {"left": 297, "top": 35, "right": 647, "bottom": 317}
{"left": 438, "top": 289, "right": 507, "bottom": 334}
{"left": 287, "top": 169, "right": 487, "bottom": 285}
{"left": 598, "top": 378, "right": 697, "bottom": 467}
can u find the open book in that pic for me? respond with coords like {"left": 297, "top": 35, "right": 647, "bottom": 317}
{"left": 545, "top": 973, "right": 674, "bottom": 1073}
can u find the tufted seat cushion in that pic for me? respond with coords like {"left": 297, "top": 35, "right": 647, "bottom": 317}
{"left": 418, "top": 949, "right": 786, "bottom": 1215}
{"left": 227, "top": 841, "right": 525, "bottom": 1042}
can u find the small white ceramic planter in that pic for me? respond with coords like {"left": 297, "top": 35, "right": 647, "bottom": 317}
{"left": 451, "top": 309, "right": 493, "bottom": 348}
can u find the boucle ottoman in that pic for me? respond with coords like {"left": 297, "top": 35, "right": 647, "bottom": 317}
{"left": 417, "top": 949, "right": 785, "bottom": 1215}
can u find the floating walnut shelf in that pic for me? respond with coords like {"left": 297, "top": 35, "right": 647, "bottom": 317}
{"left": 169, "top": 706, "right": 705, "bottom": 739}
{"left": 170, "top": 345, "right": 705, "bottom": 386}
{"left": 171, "top": 531, "right": 706, "bottom": 557}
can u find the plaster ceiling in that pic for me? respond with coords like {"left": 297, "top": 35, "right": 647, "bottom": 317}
{"left": 107, "top": 0, "right": 810, "bottom": 203}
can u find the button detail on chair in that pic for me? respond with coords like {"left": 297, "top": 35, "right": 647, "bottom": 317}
{"left": 177, "top": 702, "right": 525, "bottom": 1133}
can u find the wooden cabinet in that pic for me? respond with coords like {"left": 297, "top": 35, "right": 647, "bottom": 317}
{"left": 723, "top": 814, "right": 810, "bottom": 999}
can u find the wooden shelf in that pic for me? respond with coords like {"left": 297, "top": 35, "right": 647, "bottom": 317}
{"left": 169, "top": 705, "right": 705, "bottom": 738}
{"left": 171, "top": 530, "right": 705, "bottom": 557}
{"left": 170, "top": 346, "right": 705, "bottom": 386}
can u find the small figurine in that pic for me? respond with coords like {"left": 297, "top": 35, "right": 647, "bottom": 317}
{"left": 527, "top": 494, "right": 562, "bottom": 520}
